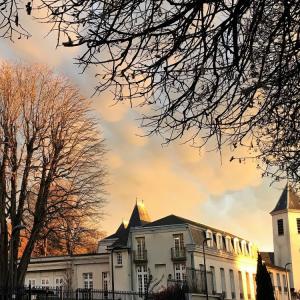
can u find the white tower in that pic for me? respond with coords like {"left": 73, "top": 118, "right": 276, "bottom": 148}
{"left": 270, "top": 185, "right": 300, "bottom": 290}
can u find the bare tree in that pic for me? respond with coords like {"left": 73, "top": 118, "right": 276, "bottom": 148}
{"left": 0, "top": 62, "right": 106, "bottom": 288}
{"left": 37, "top": 0, "right": 298, "bottom": 186}
{"left": 0, "top": 0, "right": 31, "bottom": 39}
{"left": 2, "top": 1, "right": 299, "bottom": 185}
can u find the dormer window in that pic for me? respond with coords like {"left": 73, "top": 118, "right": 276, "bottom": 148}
{"left": 241, "top": 241, "right": 247, "bottom": 256}
{"left": 225, "top": 236, "right": 232, "bottom": 252}
{"left": 216, "top": 233, "right": 223, "bottom": 250}
{"left": 234, "top": 238, "right": 241, "bottom": 254}
{"left": 206, "top": 230, "right": 213, "bottom": 247}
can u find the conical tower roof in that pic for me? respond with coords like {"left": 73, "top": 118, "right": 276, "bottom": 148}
{"left": 271, "top": 184, "right": 300, "bottom": 214}
{"left": 103, "top": 200, "right": 151, "bottom": 248}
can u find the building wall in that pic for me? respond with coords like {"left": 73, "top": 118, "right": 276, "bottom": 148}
{"left": 272, "top": 212, "right": 292, "bottom": 269}
{"left": 272, "top": 210, "right": 300, "bottom": 290}
{"left": 130, "top": 225, "right": 191, "bottom": 292}
{"left": 111, "top": 250, "right": 132, "bottom": 291}
{"left": 287, "top": 211, "right": 300, "bottom": 290}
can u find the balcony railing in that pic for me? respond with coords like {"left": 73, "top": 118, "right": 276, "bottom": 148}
{"left": 133, "top": 250, "right": 147, "bottom": 263}
{"left": 171, "top": 247, "right": 186, "bottom": 261}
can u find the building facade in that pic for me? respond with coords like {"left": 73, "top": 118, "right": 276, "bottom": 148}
{"left": 25, "top": 186, "right": 300, "bottom": 299}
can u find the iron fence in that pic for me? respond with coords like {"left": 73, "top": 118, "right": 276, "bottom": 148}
{"left": 0, "top": 287, "right": 148, "bottom": 300}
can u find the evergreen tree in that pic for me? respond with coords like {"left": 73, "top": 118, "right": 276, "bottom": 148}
{"left": 256, "top": 253, "right": 275, "bottom": 300}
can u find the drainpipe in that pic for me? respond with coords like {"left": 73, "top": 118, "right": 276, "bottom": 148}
{"left": 111, "top": 249, "right": 115, "bottom": 300}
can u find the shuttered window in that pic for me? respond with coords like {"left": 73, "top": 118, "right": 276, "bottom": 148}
{"left": 297, "top": 218, "right": 300, "bottom": 234}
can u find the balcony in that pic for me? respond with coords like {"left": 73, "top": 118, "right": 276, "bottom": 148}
{"left": 133, "top": 250, "right": 147, "bottom": 263}
{"left": 171, "top": 247, "right": 186, "bottom": 261}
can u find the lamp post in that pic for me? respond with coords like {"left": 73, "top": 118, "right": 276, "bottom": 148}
{"left": 202, "top": 237, "right": 212, "bottom": 300}
{"left": 285, "top": 262, "right": 292, "bottom": 300}
{"left": 10, "top": 224, "right": 26, "bottom": 299}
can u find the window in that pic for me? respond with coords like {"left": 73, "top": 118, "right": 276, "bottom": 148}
{"left": 269, "top": 272, "right": 274, "bottom": 287}
{"left": 216, "top": 234, "right": 223, "bottom": 250}
{"left": 297, "top": 218, "right": 300, "bottom": 234}
{"left": 83, "top": 273, "right": 93, "bottom": 289}
{"left": 220, "top": 268, "right": 227, "bottom": 298}
{"left": 102, "top": 272, "right": 109, "bottom": 290}
{"left": 245, "top": 272, "right": 251, "bottom": 299}
{"left": 238, "top": 271, "right": 244, "bottom": 299}
{"left": 241, "top": 241, "right": 248, "bottom": 256}
{"left": 282, "top": 274, "right": 288, "bottom": 292}
{"left": 173, "top": 233, "right": 184, "bottom": 250}
{"left": 136, "top": 237, "right": 146, "bottom": 255}
{"left": 229, "top": 270, "right": 235, "bottom": 299}
{"left": 116, "top": 252, "right": 122, "bottom": 265}
{"left": 55, "top": 277, "right": 64, "bottom": 288}
{"left": 206, "top": 230, "right": 213, "bottom": 247}
{"left": 225, "top": 236, "right": 232, "bottom": 252}
{"left": 210, "top": 266, "right": 216, "bottom": 294}
{"left": 253, "top": 274, "right": 257, "bottom": 297}
{"left": 137, "top": 265, "right": 148, "bottom": 295}
{"left": 277, "top": 273, "right": 282, "bottom": 292}
{"left": 234, "top": 238, "right": 241, "bottom": 254}
{"left": 41, "top": 278, "right": 50, "bottom": 287}
{"left": 277, "top": 219, "right": 284, "bottom": 235}
{"left": 28, "top": 279, "right": 36, "bottom": 287}
{"left": 174, "top": 263, "right": 186, "bottom": 281}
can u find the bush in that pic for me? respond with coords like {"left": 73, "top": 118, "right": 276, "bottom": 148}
{"left": 153, "top": 284, "right": 188, "bottom": 300}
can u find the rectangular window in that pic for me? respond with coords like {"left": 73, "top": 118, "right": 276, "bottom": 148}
{"left": 269, "top": 272, "right": 274, "bottom": 287}
{"left": 116, "top": 252, "right": 122, "bottom": 265}
{"left": 55, "top": 277, "right": 64, "bottom": 288}
{"left": 229, "top": 270, "right": 235, "bottom": 299}
{"left": 277, "top": 273, "right": 282, "bottom": 292}
{"left": 297, "top": 218, "right": 300, "bottom": 234}
{"left": 253, "top": 274, "right": 257, "bottom": 298}
{"left": 83, "top": 272, "right": 93, "bottom": 289}
{"left": 136, "top": 237, "right": 146, "bottom": 254}
{"left": 173, "top": 233, "right": 184, "bottom": 249}
{"left": 174, "top": 263, "right": 186, "bottom": 281}
{"left": 238, "top": 271, "right": 244, "bottom": 299}
{"left": 220, "top": 268, "right": 227, "bottom": 298}
{"left": 102, "top": 272, "right": 109, "bottom": 290}
{"left": 210, "top": 266, "right": 216, "bottom": 294}
{"left": 277, "top": 219, "right": 284, "bottom": 235}
{"left": 246, "top": 272, "right": 251, "bottom": 299}
{"left": 282, "top": 274, "right": 288, "bottom": 293}
{"left": 137, "top": 265, "right": 148, "bottom": 296}
{"left": 28, "top": 279, "right": 36, "bottom": 288}
{"left": 41, "top": 278, "right": 49, "bottom": 287}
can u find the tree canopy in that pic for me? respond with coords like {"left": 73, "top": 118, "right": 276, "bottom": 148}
{"left": 1, "top": 0, "right": 300, "bottom": 186}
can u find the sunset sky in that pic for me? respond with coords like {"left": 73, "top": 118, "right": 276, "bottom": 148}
{"left": 0, "top": 14, "right": 286, "bottom": 251}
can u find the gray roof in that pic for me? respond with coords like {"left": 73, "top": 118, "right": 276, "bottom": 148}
{"left": 143, "top": 214, "right": 249, "bottom": 242}
{"left": 103, "top": 201, "right": 151, "bottom": 248}
{"left": 271, "top": 184, "right": 300, "bottom": 214}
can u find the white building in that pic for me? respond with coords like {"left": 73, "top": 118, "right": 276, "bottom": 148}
{"left": 25, "top": 185, "right": 300, "bottom": 299}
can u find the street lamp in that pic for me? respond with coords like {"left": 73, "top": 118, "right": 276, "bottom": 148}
{"left": 202, "top": 237, "right": 212, "bottom": 300}
{"left": 285, "top": 262, "right": 292, "bottom": 300}
{"left": 10, "top": 224, "right": 26, "bottom": 299}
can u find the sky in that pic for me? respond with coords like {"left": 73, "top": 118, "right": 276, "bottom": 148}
{"left": 0, "top": 14, "right": 286, "bottom": 251}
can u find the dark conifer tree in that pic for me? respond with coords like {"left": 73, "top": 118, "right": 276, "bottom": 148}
{"left": 256, "top": 253, "right": 275, "bottom": 300}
